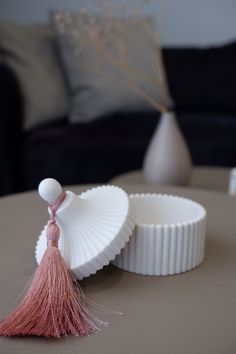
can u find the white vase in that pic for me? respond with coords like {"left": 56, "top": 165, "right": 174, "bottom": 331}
{"left": 143, "top": 111, "right": 192, "bottom": 185}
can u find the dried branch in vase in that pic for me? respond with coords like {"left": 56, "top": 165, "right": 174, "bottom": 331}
{"left": 54, "top": 1, "right": 170, "bottom": 114}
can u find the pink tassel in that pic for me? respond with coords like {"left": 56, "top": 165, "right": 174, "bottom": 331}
{"left": 0, "top": 191, "right": 107, "bottom": 338}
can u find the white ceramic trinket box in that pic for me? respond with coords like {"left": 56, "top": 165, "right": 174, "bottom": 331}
{"left": 36, "top": 179, "right": 207, "bottom": 279}
{"left": 113, "top": 194, "right": 206, "bottom": 275}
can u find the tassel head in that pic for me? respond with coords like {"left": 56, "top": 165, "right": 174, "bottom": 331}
{"left": 46, "top": 220, "right": 60, "bottom": 247}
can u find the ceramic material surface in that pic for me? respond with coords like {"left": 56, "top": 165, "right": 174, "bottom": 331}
{"left": 228, "top": 168, "right": 236, "bottom": 195}
{"left": 143, "top": 111, "right": 192, "bottom": 185}
{"left": 113, "top": 193, "right": 206, "bottom": 275}
{"left": 36, "top": 185, "right": 135, "bottom": 279}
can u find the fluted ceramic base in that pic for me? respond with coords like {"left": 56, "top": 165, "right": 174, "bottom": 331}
{"left": 113, "top": 194, "right": 206, "bottom": 275}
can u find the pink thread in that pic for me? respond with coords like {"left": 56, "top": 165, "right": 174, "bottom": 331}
{"left": 46, "top": 191, "right": 66, "bottom": 247}
{"left": 0, "top": 190, "right": 108, "bottom": 338}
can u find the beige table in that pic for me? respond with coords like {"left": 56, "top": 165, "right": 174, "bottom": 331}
{"left": 111, "top": 167, "right": 231, "bottom": 193}
{"left": 0, "top": 184, "right": 236, "bottom": 354}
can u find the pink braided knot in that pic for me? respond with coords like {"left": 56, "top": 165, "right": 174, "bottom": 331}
{"left": 46, "top": 191, "right": 66, "bottom": 247}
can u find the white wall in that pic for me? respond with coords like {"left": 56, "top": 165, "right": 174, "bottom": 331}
{"left": 0, "top": 0, "right": 236, "bottom": 46}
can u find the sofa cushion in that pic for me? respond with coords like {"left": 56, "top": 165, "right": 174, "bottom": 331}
{"left": 0, "top": 21, "right": 68, "bottom": 130}
{"left": 52, "top": 12, "right": 172, "bottom": 124}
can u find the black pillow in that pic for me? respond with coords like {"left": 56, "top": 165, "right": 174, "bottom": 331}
{"left": 163, "top": 41, "right": 236, "bottom": 114}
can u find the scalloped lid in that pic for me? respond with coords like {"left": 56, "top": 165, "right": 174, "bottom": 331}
{"left": 35, "top": 181, "right": 135, "bottom": 279}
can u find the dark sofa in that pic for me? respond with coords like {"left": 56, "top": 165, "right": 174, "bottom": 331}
{"left": 1, "top": 43, "right": 236, "bottom": 196}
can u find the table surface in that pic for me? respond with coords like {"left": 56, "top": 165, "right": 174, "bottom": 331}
{"left": 111, "top": 166, "right": 231, "bottom": 193}
{"left": 0, "top": 183, "right": 236, "bottom": 354}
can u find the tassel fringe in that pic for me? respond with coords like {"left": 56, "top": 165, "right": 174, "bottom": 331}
{"left": 0, "top": 246, "right": 108, "bottom": 338}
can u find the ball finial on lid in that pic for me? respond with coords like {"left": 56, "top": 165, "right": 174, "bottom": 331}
{"left": 38, "top": 178, "right": 62, "bottom": 204}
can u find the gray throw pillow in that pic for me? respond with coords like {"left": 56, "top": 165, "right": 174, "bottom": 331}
{"left": 52, "top": 12, "right": 172, "bottom": 123}
{"left": 0, "top": 21, "right": 69, "bottom": 130}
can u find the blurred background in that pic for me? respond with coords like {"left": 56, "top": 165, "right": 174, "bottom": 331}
{"left": 1, "top": 0, "right": 236, "bottom": 45}
{"left": 0, "top": 0, "right": 236, "bottom": 195}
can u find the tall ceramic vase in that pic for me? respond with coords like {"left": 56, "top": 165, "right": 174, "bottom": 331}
{"left": 143, "top": 111, "right": 192, "bottom": 185}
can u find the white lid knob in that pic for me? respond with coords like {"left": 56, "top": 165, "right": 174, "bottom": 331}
{"left": 38, "top": 178, "right": 62, "bottom": 203}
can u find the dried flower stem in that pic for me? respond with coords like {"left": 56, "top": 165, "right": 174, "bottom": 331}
{"left": 88, "top": 30, "right": 167, "bottom": 113}
{"left": 56, "top": 1, "right": 169, "bottom": 114}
